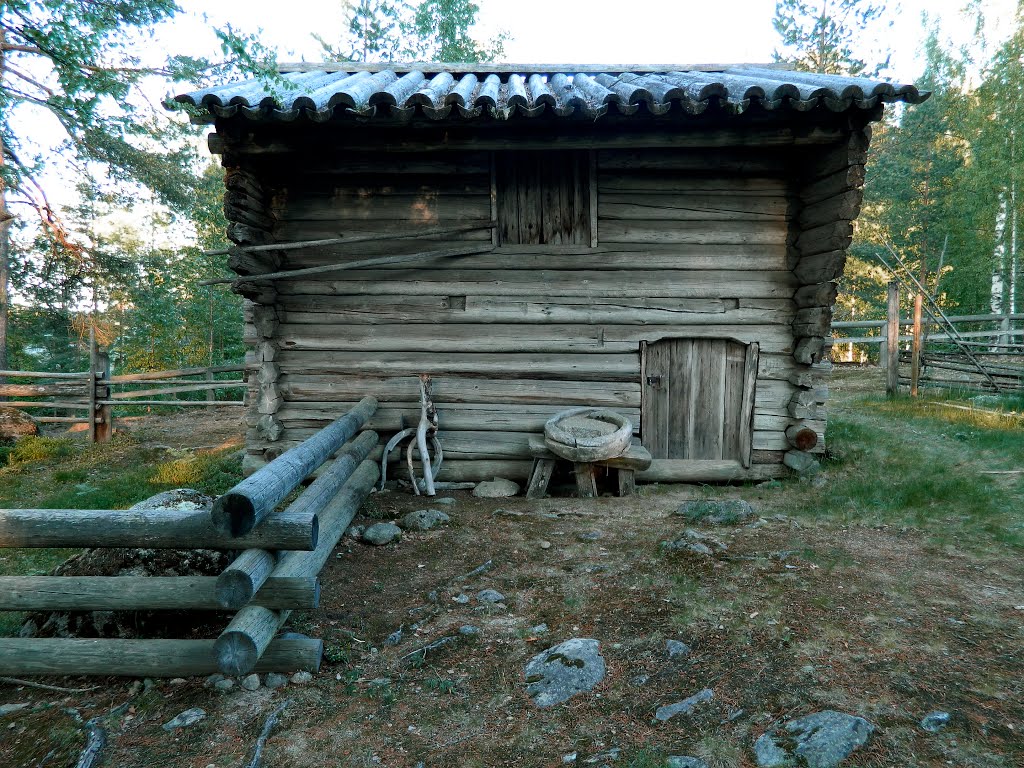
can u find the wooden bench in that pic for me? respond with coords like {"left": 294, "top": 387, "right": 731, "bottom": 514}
{"left": 526, "top": 436, "right": 653, "bottom": 499}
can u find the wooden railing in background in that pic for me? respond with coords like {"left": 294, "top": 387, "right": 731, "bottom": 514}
{"left": 0, "top": 338, "right": 246, "bottom": 442}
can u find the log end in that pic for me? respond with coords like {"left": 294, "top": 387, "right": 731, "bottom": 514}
{"left": 786, "top": 426, "right": 819, "bottom": 452}
{"left": 216, "top": 571, "right": 256, "bottom": 611}
{"left": 215, "top": 632, "right": 260, "bottom": 677}
{"left": 211, "top": 493, "right": 257, "bottom": 537}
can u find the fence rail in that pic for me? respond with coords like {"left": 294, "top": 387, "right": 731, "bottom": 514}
{"left": 0, "top": 338, "right": 246, "bottom": 442}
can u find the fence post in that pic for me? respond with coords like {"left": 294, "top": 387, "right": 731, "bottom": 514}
{"left": 910, "top": 291, "right": 923, "bottom": 398}
{"left": 886, "top": 282, "right": 900, "bottom": 396}
{"left": 94, "top": 349, "right": 112, "bottom": 443}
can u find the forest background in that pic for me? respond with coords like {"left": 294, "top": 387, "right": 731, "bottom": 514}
{"left": 0, "top": 0, "right": 1021, "bottom": 379}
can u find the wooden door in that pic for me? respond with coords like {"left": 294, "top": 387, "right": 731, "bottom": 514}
{"left": 641, "top": 338, "right": 759, "bottom": 466}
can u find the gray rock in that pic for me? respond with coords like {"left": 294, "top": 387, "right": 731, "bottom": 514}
{"left": 362, "top": 522, "right": 402, "bottom": 546}
{"left": 162, "top": 707, "right": 206, "bottom": 731}
{"left": 265, "top": 672, "right": 289, "bottom": 690}
{"left": 665, "top": 639, "right": 691, "bottom": 658}
{"left": 675, "top": 499, "right": 754, "bottom": 525}
{"left": 755, "top": 710, "right": 875, "bottom": 768}
{"left": 920, "top": 711, "right": 951, "bottom": 733}
{"left": 562, "top": 753, "right": 578, "bottom": 764}
{"left": 432, "top": 497, "right": 457, "bottom": 505}
{"left": 577, "top": 531, "right": 603, "bottom": 541}
{"left": 213, "top": 679, "right": 235, "bottom": 693}
{"left": 399, "top": 508, "right": 451, "bottom": 532}
{"left": 458, "top": 625, "right": 480, "bottom": 636}
{"left": 753, "top": 734, "right": 790, "bottom": 768}
{"left": 524, "top": 638, "right": 606, "bottom": 707}
{"left": 630, "top": 674, "right": 650, "bottom": 687}
{"left": 531, "top": 623, "right": 549, "bottom": 635}
{"left": 661, "top": 529, "right": 728, "bottom": 556}
{"left": 453, "top": 593, "right": 470, "bottom": 604}
{"left": 472, "top": 477, "right": 520, "bottom": 498}
{"left": 477, "top": 588, "right": 506, "bottom": 603}
{"left": 583, "top": 747, "right": 621, "bottom": 763}
{"left": 384, "top": 627, "right": 403, "bottom": 646}
{"left": 0, "top": 406, "right": 39, "bottom": 440}
{"left": 346, "top": 524, "right": 365, "bottom": 540}
{"left": 0, "top": 703, "right": 29, "bottom": 717}
{"left": 667, "top": 758, "right": 709, "bottom": 768}
{"left": 290, "top": 671, "right": 313, "bottom": 685}
{"left": 131, "top": 488, "right": 212, "bottom": 512}
{"left": 655, "top": 688, "right": 714, "bottom": 722}
{"left": 240, "top": 674, "right": 260, "bottom": 691}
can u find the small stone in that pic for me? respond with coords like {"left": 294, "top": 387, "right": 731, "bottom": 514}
{"left": 665, "top": 639, "right": 691, "bottom": 658}
{"left": 290, "top": 671, "right": 313, "bottom": 685}
{"left": 539, "top": 540, "right": 552, "bottom": 549}
{"left": 562, "top": 753, "right": 578, "bottom": 764}
{"left": 472, "top": 477, "right": 520, "bottom": 498}
{"left": 661, "top": 529, "right": 728, "bottom": 556}
{"left": 265, "top": 673, "right": 289, "bottom": 690}
{"left": 675, "top": 499, "right": 754, "bottom": 525}
{"left": 477, "top": 588, "right": 506, "bottom": 603}
{"left": 384, "top": 627, "right": 403, "bottom": 646}
{"left": 240, "top": 674, "right": 261, "bottom": 691}
{"left": 162, "top": 708, "right": 206, "bottom": 731}
{"left": 362, "top": 522, "right": 402, "bottom": 546}
{"left": 143, "top": 678, "right": 157, "bottom": 691}
{"left": 584, "top": 747, "right": 621, "bottom": 763}
{"left": 398, "top": 508, "right": 451, "bottom": 532}
{"left": 920, "top": 711, "right": 951, "bottom": 733}
{"left": 427, "top": 590, "right": 439, "bottom": 602}
{"left": 432, "top": 497, "right": 457, "bottom": 505}
{"left": 0, "top": 703, "right": 29, "bottom": 717}
{"left": 524, "top": 638, "right": 606, "bottom": 708}
{"left": 630, "top": 674, "right": 650, "bottom": 687}
{"left": 347, "top": 524, "right": 365, "bottom": 540}
{"left": 531, "top": 623, "right": 549, "bottom": 635}
{"left": 458, "top": 625, "right": 481, "bottom": 636}
{"left": 168, "top": 678, "right": 187, "bottom": 686}
{"left": 214, "top": 679, "right": 235, "bottom": 693}
{"left": 453, "top": 593, "right": 470, "bottom": 604}
{"left": 667, "top": 758, "right": 709, "bottom": 768}
{"left": 655, "top": 688, "right": 714, "bottom": 722}
{"left": 577, "top": 531, "right": 603, "bottom": 541}
{"left": 368, "top": 677, "right": 391, "bottom": 688}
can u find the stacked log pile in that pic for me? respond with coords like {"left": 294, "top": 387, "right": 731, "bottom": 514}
{"left": 0, "top": 397, "right": 379, "bottom": 677}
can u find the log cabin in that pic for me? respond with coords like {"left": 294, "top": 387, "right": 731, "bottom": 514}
{"left": 174, "top": 65, "right": 927, "bottom": 484}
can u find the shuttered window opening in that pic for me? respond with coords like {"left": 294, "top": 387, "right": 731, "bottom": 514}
{"left": 495, "top": 150, "right": 592, "bottom": 246}
{"left": 641, "top": 338, "right": 759, "bottom": 466}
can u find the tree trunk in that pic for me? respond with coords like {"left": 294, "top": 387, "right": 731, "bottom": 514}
{"left": 0, "top": 26, "right": 9, "bottom": 378}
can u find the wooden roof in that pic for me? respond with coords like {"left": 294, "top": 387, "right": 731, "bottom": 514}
{"left": 174, "top": 66, "right": 927, "bottom": 124}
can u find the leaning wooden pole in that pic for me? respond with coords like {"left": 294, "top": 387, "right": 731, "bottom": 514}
{"left": 211, "top": 396, "right": 377, "bottom": 536}
{"left": 215, "top": 430, "right": 379, "bottom": 609}
{"left": 0, "top": 637, "right": 323, "bottom": 677}
{"left": 911, "top": 289, "right": 924, "bottom": 398}
{"left": 215, "top": 459, "right": 380, "bottom": 676}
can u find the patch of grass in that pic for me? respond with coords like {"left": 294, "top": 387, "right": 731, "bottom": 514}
{"left": 623, "top": 748, "right": 668, "bottom": 767}
{"left": 6, "top": 435, "right": 76, "bottom": 465}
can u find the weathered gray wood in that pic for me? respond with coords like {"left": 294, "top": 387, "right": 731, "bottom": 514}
{"left": 794, "top": 337, "right": 827, "bottom": 366}
{"left": 797, "top": 190, "right": 862, "bottom": 229}
{"left": 793, "top": 307, "right": 833, "bottom": 337}
{"left": 794, "top": 282, "right": 838, "bottom": 308}
{"left": 527, "top": 435, "right": 652, "bottom": 470}
{"left": 795, "top": 221, "right": 853, "bottom": 256}
{"left": 0, "top": 637, "right": 322, "bottom": 677}
{"left": 0, "top": 508, "right": 316, "bottom": 551}
{"left": 617, "top": 469, "right": 637, "bottom": 496}
{"left": 599, "top": 194, "right": 787, "bottom": 221}
{"left": 599, "top": 219, "right": 787, "bottom": 245}
{"left": 800, "top": 166, "right": 865, "bottom": 205}
{"left": 793, "top": 250, "right": 846, "bottom": 284}
{"left": 635, "top": 460, "right": 785, "bottom": 483}
{"left": 216, "top": 549, "right": 278, "bottom": 610}
{"left": 526, "top": 458, "right": 556, "bottom": 499}
{"left": 739, "top": 343, "right": 759, "bottom": 467}
{"left": 216, "top": 460, "right": 379, "bottom": 676}
{"left": 211, "top": 397, "right": 377, "bottom": 536}
{"left": 596, "top": 148, "right": 787, "bottom": 174}
{"left": 0, "top": 575, "right": 318, "bottom": 611}
{"left": 598, "top": 174, "right": 788, "bottom": 195}
{"left": 0, "top": 382, "right": 87, "bottom": 397}
{"left": 574, "top": 463, "right": 598, "bottom": 498}
{"left": 887, "top": 281, "right": 900, "bottom": 396}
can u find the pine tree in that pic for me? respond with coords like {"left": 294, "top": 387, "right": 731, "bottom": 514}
{"left": 772, "top": 0, "right": 892, "bottom": 75}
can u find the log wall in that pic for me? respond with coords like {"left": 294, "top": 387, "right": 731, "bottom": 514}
{"left": 219, "top": 120, "right": 869, "bottom": 481}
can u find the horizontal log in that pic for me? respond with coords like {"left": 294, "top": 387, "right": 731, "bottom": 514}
{"left": 598, "top": 194, "right": 787, "bottom": 221}
{"left": 273, "top": 220, "right": 492, "bottom": 242}
{"left": 271, "top": 269, "right": 798, "bottom": 299}
{"left": 284, "top": 243, "right": 791, "bottom": 272}
{"left": 800, "top": 165, "right": 865, "bottom": 205}
{"left": 795, "top": 221, "right": 853, "bottom": 256}
{"left": 0, "top": 637, "right": 323, "bottom": 677}
{"left": 794, "top": 282, "right": 838, "bottom": 308}
{"left": 797, "top": 189, "right": 862, "bottom": 229}
{"left": 279, "top": 193, "right": 490, "bottom": 222}
{"left": 211, "top": 396, "right": 377, "bottom": 536}
{"left": 1, "top": 400, "right": 89, "bottom": 409}
{"left": 110, "top": 381, "right": 244, "bottom": 399}
{"left": 803, "top": 131, "right": 870, "bottom": 178}
{"left": 269, "top": 323, "right": 794, "bottom": 355}
{"left": 0, "top": 369, "right": 89, "bottom": 380}
{"left": 596, "top": 148, "right": 787, "bottom": 173}
{"left": 786, "top": 424, "right": 820, "bottom": 451}
{"left": 0, "top": 382, "right": 87, "bottom": 397}
{"left": 106, "top": 365, "right": 246, "bottom": 383}
{"left": 0, "top": 507, "right": 316, "bottom": 551}
{"left": 793, "top": 250, "right": 847, "bottom": 284}
{"left": 598, "top": 219, "right": 787, "bottom": 245}
{"left": 635, "top": 460, "right": 785, "bottom": 483}
{"left": 0, "top": 575, "right": 318, "bottom": 611}
{"left": 275, "top": 296, "right": 791, "bottom": 327}
{"left": 598, "top": 174, "right": 788, "bottom": 196}
{"left": 217, "top": 549, "right": 277, "bottom": 610}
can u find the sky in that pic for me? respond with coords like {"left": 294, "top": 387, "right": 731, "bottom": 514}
{"left": 158, "top": 0, "right": 1021, "bottom": 86}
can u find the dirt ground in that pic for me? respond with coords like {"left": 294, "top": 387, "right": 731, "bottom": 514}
{"left": 2, "top": 371, "right": 1023, "bottom": 768}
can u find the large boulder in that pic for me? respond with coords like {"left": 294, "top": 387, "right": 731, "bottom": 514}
{"left": 0, "top": 407, "right": 39, "bottom": 441}
{"left": 754, "top": 710, "right": 875, "bottom": 768}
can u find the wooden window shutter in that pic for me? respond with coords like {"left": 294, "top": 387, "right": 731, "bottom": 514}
{"left": 495, "top": 150, "right": 592, "bottom": 245}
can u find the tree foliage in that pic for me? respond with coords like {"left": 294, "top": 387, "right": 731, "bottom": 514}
{"left": 772, "top": 0, "right": 892, "bottom": 75}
